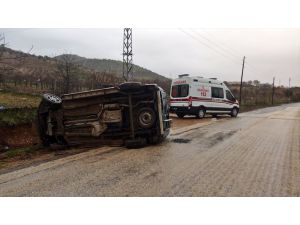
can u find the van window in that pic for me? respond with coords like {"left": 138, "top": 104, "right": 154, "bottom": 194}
{"left": 211, "top": 87, "right": 224, "bottom": 98}
{"left": 226, "top": 90, "right": 235, "bottom": 101}
{"left": 171, "top": 84, "right": 189, "bottom": 98}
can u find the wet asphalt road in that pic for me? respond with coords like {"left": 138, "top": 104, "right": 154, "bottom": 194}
{"left": 0, "top": 103, "right": 300, "bottom": 196}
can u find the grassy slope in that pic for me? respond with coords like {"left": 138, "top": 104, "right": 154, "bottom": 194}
{"left": 0, "top": 91, "right": 40, "bottom": 126}
{"left": 0, "top": 108, "right": 37, "bottom": 126}
{"left": 0, "top": 91, "right": 41, "bottom": 108}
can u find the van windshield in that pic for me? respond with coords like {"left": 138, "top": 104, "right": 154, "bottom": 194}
{"left": 171, "top": 84, "right": 189, "bottom": 98}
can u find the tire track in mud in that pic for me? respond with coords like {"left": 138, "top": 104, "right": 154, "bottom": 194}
{"left": 212, "top": 133, "right": 264, "bottom": 196}
{"left": 171, "top": 125, "right": 261, "bottom": 196}
{"left": 243, "top": 123, "right": 282, "bottom": 196}
{"left": 169, "top": 110, "right": 298, "bottom": 196}
{"left": 168, "top": 127, "right": 254, "bottom": 196}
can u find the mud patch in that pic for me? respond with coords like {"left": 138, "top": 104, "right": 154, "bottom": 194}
{"left": 144, "top": 171, "right": 160, "bottom": 180}
{"left": 205, "top": 130, "right": 237, "bottom": 147}
{"left": 195, "top": 130, "right": 237, "bottom": 148}
{"left": 125, "top": 166, "right": 140, "bottom": 175}
{"left": 172, "top": 138, "right": 191, "bottom": 144}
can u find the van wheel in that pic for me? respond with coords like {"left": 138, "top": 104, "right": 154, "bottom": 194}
{"left": 231, "top": 107, "right": 239, "bottom": 117}
{"left": 196, "top": 107, "right": 206, "bottom": 119}
{"left": 42, "top": 93, "right": 62, "bottom": 110}
{"left": 42, "top": 93, "right": 62, "bottom": 104}
{"left": 119, "top": 82, "right": 142, "bottom": 91}
{"left": 137, "top": 107, "right": 156, "bottom": 128}
{"left": 176, "top": 112, "right": 185, "bottom": 118}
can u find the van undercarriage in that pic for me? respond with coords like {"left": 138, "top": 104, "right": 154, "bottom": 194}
{"left": 37, "top": 83, "right": 171, "bottom": 148}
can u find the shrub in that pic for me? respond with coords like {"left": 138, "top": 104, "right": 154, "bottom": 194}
{"left": 0, "top": 108, "right": 37, "bottom": 126}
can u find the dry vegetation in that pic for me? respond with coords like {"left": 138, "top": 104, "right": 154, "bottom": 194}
{"left": 0, "top": 91, "right": 41, "bottom": 108}
{"left": 227, "top": 81, "right": 300, "bottom": 108}
{"left": 0, "top": 46, "right": 171, "bottom": 95}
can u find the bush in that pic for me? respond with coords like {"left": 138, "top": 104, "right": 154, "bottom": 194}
{"left": 0, "top": 108, "right": 37, "bottom": 126}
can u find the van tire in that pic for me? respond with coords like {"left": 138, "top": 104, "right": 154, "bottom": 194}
{"left": 196, "top": 107, "right": 206, "bottom": 119}
{"left": 118, "top": 82, "right": 142, "bottom": 91}
{"left": 42, "top": 93, "right": 62, "bottom": 110}
{"left": 42, "top": 93, "right": 62, "bottom": 104}
{"left": 137, "top": 107, "right": 156, "bottom": 128}
{"left": 230, "top": 107, "right": 239, "bottom": 117}
{"left": 176, "top": 112, "right": 185, "bottom": 118}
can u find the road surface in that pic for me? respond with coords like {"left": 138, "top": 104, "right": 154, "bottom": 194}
{"left": 0, "top": 103, "right": 300, "bottom": 196}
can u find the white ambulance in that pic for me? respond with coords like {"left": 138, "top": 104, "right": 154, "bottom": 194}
{"left": 169, "top": 74, "right": 239, "bottom": 118}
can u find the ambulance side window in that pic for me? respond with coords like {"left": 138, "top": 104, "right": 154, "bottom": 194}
{"left": 211, "top": 87, "right": 224, "bottom": 99}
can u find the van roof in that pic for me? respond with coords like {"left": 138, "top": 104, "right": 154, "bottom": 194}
{"left": 173, "top": 76, "right": 224, "bottom": 85}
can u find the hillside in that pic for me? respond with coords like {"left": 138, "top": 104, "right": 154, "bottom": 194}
{"left": 55, "top": 54, "right": 169, "bottom": 82}
{"left": 0, "top": 47, "right": 171, "bottom": 94}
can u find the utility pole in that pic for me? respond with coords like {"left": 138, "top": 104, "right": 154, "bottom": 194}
{"left": 271, "top": 77, "right": 275, "bottom": 105}
{"left": 239, "top": 56, "right": 246, "bottom": 105}
{"left": 122, "top": 28, "right": 133, "bottom": 81}
{"left": 289, "top": 77, "right": 291, "bottom": 103}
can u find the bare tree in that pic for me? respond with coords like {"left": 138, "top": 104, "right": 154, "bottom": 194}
{"left": 56, "top": 54, "right": 78, "bottom": 94}
{"left": 0, "top": 33, "right": 34, "bottom": 87}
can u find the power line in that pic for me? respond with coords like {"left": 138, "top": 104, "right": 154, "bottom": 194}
{"left": 196, "top": 29, "right": 244, "bottom": 59}
{"left": 191, "top": 29, "right": 242, "bottom": 62}
{"left": 179, "top": 29, "right": 263, "bottom": 81}
{"left": 179, "top": 29, "right": 241, "bottom": 67}
{"left": 190, "top": 29, "right": 267, "bottom": 79}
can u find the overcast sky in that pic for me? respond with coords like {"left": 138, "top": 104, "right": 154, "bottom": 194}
{"left": 1, "top": 28, "right": 299, "bottom": 86}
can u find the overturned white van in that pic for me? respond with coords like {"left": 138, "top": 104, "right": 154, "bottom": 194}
{"left": 169, "top": 74, "right": 239, "bottom": 118}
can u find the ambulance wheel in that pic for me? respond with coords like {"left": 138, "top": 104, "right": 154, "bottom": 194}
{"left": 176, "top": 112, "right": 185, "bottom": 118}
{"left": 196, "top": 107, "right": 206, "bottom": 119}
{"left": 230, "top": 107, "right": 239, "bottom": 117}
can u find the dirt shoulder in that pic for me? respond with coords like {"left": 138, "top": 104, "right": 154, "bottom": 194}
{"left": 0, "top": 124, "right": 39, "bottom": 148}
{"left": 0, "top": 114, "right": 218, "bottom": 173}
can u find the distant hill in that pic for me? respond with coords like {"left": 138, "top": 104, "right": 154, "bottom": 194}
{"left": 55, "top": 54, "right": 169, "bottom": 82}
{"left": 0, "top": 47, "right": 171, "bottom": 94}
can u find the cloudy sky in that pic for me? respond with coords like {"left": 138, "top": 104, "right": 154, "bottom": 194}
{"left": 1, "top": 28, "right": 299, "bottom": 86}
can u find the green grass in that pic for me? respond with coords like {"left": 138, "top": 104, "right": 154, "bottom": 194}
{"left": 3, "top": 146, "right": 39, "bottom": 159}
{"left": 0, "top": 90, "right": 41, "bottom": 108}
{"left": 0, "top": 107, "right": 37, "bottom": 126}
